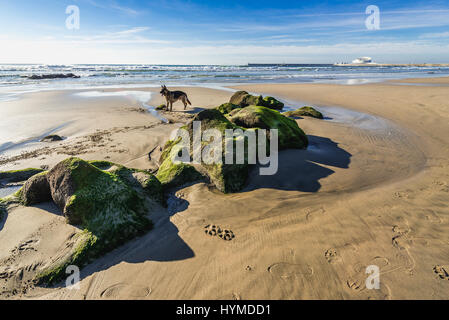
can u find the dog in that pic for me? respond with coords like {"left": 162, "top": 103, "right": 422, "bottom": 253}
{"left": 160, "top": 85, "right": 192, "bottom": 111}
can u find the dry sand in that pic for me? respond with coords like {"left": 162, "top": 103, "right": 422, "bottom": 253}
{"left": 0, "top": 80, "right": 448, "bottom": 299}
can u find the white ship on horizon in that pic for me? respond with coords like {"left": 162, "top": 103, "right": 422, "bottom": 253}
{"left": 334, "top": 57, "right": 376, "bottom": 66}
{"left": 352, "top": 57, "right": 373, "bottom": 64}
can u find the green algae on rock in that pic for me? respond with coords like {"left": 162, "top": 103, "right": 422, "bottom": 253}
{"left": 19, "top": 171, "right": 51, "bottom": 206}
{"left": 229, "top": 106, "right": 309, "bottom": 150}
{"left": 18, "top": 157, "right": 160, "bottom": 284}
{"left": 157, "top": 109, "right": 250, "bottom": 193}
{"left": 156, "top": 104, "right": 167, "bottom": 111}
{"left": 157, "top": 106, "right": 308, "bottom": 193}
{"left": 184, "top": 109, "right": 251, "bottom": 193}
{"left": 284, "top": 106, "right": 324, "bottom": 119}
{"left": 216, "top": 102, "right": 240, "bottom": 115}
{"left": 156, "top": 137, "right": 205, "bottom": 189}
{"left": 262, "top": 96, "right": 284, "bottom": 110}
{"left": 229, "top": 91, "right": 284, "bottom": 110}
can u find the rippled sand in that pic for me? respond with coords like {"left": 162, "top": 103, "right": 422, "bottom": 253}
{"left": 1, "top": 79, "right": 448, "bottom": 299}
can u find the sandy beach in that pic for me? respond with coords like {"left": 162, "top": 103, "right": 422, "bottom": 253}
{"left": 1, "top": 78, "right": 448, "bottom": 300}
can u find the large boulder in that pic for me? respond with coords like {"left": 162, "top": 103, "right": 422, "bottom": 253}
{"left": 284, "top": 106, "right": 323, "bottom": 119}
{"left": 33, "top": 158, "right": 158, "bottom": 284}
{"left": 158, "top": 106, "right": 308, "bottom": 193}
{"left": 186, "top": 110, "right": 250, "bottom": 193}
{"left": 229, "top": 106, "right": 308, "bottom": 150}
{"left": 262, "top": 96, "right": 285, "bottom": 110}
{"left": 156, "top": 139, "right": 205, "bottom": 189}
{"left": 215, "top": 102, "right": 240, "bottom": 115}
{"left": 157, "top": 109, "right": 249, "bottom": 193}
{"left": 229, "top": 91, "right": 284, "bottom": 110}
{"left": 19, "top": 172, "right": 51, "bottom": 205}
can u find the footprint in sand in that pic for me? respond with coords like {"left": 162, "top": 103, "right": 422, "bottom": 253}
{"left": 218, "top": 292, "right": 242, "bottom": 300}
{"left": 433, "top": 265, "right": 449, "bottom": 280}
{"left": 325, "top": 249, "right": 342, "bottom": 264}
{"left": 218, "top": 229, "right": 235, "bottom": 241}
{"left": 393, "top": 191, "right": 413, "bottom": 199}
{"left": 346, "top": 276, "right": 392, "bottom": 300}
{"left": 100, "top": 283, "right": 151, "bottom": 299}
{"left": 346, "top": 256, "right": 393, "bottom": 294}
{"left": 268, "top": 262, "right": 313, "bottom": 279}
{"left": 305, "top": 207, "right": 326, "bottom": 223}
{"left": 204, "top": 224, "right": 219, "bottom": 236}
{"left": 204, "top": 225, "right": 235, "bottom": 241}
{"left": 424, "top": 210, "right": 443, "bottom": 224}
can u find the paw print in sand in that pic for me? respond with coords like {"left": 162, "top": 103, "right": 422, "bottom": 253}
{"left": 204, "top": 225, "right": 235, "bottom": 241}
{"left": 218, "top": 229, "right": 235, "bottom": 241}
{"left": 204, "top": 224, "right": 219, "bottom": 236}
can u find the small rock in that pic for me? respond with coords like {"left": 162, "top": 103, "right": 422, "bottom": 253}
{"left": 20, "top": 173, "right": 52, "bottom": 206}
{"left": 40, "top": 135, "right": 63, "bottom": 142}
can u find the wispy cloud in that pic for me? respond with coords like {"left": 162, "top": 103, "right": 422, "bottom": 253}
{"left": 420, "top": 31, "right": 449, "bottom": 39}
{"left": 80, "top": 0, "right": 143, "bottom": 16}
{"left": 62, "top": 27, "right": 169, "bottom": 44}
{"left": 109, "top": 4, "right": 140, "bottom": 16}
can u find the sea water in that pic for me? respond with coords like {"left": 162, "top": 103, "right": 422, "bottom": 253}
{"left": 1, "top": 64, "right": 449, "bottom": 101}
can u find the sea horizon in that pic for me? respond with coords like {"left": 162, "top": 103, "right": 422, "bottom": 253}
{"left": 1, "top": 63, "right": 449, "bottom": 102}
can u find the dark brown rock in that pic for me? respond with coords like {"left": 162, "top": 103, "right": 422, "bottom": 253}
{"left": 20, "top": 173, "right": 51, "bottom": 205}
{"left": 40, "top": 135, "right": 63, "bottom": 142}
{"left": 46, "top": 160, "right": 77, "bottom": 212}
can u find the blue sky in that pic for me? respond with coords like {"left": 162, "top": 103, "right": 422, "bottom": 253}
{"left": 1, "top": 0, "right": 449, "bottom": 64}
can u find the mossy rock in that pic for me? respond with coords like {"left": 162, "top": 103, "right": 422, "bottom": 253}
{"left": 88, "top": 160, "right": 115, "bottom": 170}
{"left": 157, "top": 138, "right": 204, "bottom": 189}
{"left": 229, "top": 106, "right": 308, "bottom": 150}
{"left": 19, "top": 171, "right": 51, "bottom": 206}
{"left": 184, "top": 109, "right": 251, "bottom": 193}
{"left": 228, "top": 107, "right": 243, "bottom": 117}
{"left": 216, "top": 102, "right": 240, "bottom": 115}
{"left": 88, "top": 160, "right": 163, "bottom": 203}
{"left": 229, "top": 91, "right": 284, "bottom": 110}
{"left": 158, "top": 109, "right": 250, "bottom": 193}
{"left": 262, "top": 96, "right": 284, "bottom": 110}
{"left": 35, "top": 158, "right": 156, "bottom": 284}
{"left": 157, "top": 106, "right": 308, "bottom": 193}
{"left": 284, "top": 106, "right": 323, "bottom": 119}
{"left": 229, "top": 91, "right": 250, "bottom": 106}
{"left": 157, "top": 160, "right": 204, "bottom": 189}
{"left": 0, "top": 168, "right": 44, "bottom": 183}
{"left": 156, "top": 104, "right": 167, "bottom": 111}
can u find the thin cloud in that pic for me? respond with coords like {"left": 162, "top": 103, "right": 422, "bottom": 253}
{"left": 420, "top": 32, "right": 449, "bottom": 39}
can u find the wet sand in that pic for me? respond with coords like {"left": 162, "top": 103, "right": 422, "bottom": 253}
{"left": 1, "top": 80, "right": 448, "bottom": 299}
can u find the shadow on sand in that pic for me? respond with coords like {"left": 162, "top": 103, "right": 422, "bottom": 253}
{"left": 39, "top": 135, "right": 350, "bottom": 289}
{"left": 48, "top": 191, "right": 195, "bottom": 287}
{"left": 244, "top": 135, "right": 351, "bottom": 192}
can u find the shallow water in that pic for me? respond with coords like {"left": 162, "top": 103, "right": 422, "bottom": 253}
{"left": 265, "top": 96, "right": 393, "bottom": 132}
{"left": 0, "top": 185, "right": 21, "bottom": 198}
